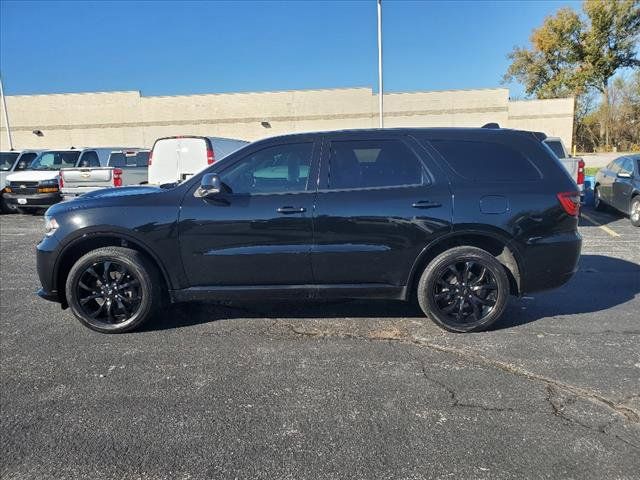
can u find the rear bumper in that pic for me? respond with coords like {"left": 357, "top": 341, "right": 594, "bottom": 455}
{"left": 61, "top": 187, "right": 100, "bottom": 200}
{"left": 519, "top": 231, "right": 582, "bottom": 294}
{"left": 4, "top": 191, "right": 61, "bottom": 208}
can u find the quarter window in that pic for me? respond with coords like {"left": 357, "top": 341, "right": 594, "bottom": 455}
{"left": 427, "top": 139, "right": 541, "bottom": 181}
{"left": 221, "top": 143, "right": 313, "bottom": 194}
{"left": 327, "top": 139, "right": 424, "bottom": 190}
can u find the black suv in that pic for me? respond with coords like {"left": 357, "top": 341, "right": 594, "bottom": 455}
{"left": 37, "top": 128, "right": 582, "bottom": 333}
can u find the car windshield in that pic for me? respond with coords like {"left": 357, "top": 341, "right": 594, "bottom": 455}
{"left": 0, "top": 152, "right": 19, "bottom": 171}
{"left": 29, "top": 151, "right": 81, "bottom": 170}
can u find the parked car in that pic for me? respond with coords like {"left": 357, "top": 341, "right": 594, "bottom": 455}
{"left": 60, "top": 149, "right": 149, "bottom": 200}
{"left": 1, "top": 149, "right": 42, "bottom": 213}
{"left": 37, "top": 127, "right": 581, "bottom": 334}
{"left": 594, "top": 154, "right": 640, "bottom": 226}
{"left": 4, "top": 148, "right": 128, "bottom": 212}
{"left": 543, "top": 137, "right": 585, "bottom": 198}
{"left": 148, "top": 136, "right": 249, "bottom": 185}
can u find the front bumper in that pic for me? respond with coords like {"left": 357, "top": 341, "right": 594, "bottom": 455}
{"left": 4, "top": 191, "right": 61, "bottom": 208}
{"left": 36, "top": 240, "right": 64, "bottom": 305}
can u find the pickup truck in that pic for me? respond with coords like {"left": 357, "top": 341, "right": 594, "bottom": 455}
{"left": 543, "top": 137, "right": 585, "bottom": 198}
{"left": 60, "top": 149, "right": 149, "bottom": 200}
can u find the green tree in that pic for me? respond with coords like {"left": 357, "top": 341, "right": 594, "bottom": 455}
{"left": 504, "top": 0, "right": 640, "bottom": 148}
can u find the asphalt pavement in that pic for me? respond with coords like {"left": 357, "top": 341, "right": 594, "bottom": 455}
{"left": 1, "top": 208, "right": 638, "bottom": 479}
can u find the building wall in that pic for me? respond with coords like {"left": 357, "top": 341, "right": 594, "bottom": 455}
{"left": 0, "top": 87, "right": 574, "bottom": 151}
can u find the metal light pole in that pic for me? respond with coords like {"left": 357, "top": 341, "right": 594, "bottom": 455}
{"left": 377, "top": 0, "right": 384, "bottom": 128}
{"left": 0, "top": 74, "right": 14, "bottom": 150}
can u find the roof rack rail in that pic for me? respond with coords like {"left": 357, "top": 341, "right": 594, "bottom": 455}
{"left": 481, "top": 122, "right": 500, "bottom": 129}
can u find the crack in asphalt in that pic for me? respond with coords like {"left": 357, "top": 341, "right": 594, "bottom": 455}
{"left": 546, "top": 385, "right": 640, "bottom": 451}
{"left": 420, "top": 366, "right": 517, "bottom": 413}
{"left": 280, "top": 322, "right": 640, "bottom": 426}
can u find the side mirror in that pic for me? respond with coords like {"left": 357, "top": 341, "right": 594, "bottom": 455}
{"left": 194, "top": 173, "right": 223, "bottom": 198}
{"left": 617, "top": 171, "right": 632, "bottom": 179}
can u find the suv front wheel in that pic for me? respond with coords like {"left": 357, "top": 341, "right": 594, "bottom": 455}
{"left": 65, "top": 247, "right": 162, "bottom": 333}
{"left": 417, "top": 246, "right": 510, "bottom": 332}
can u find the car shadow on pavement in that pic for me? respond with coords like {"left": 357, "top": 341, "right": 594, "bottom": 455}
{"left": 492, "top": 254, "right": 640, "bottom": 330}
{"left": 142, "top": 254, "right": 639, "bottom": 333}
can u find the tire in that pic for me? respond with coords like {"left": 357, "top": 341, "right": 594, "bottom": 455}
{"left": 65, "top": 246, "right": 162, "bottom": 333}
{"left": 416, "top": 246, "right": 510, "bottom": 333}
{"left": 630, "top": 197, "right": 640, "bottom": 227}
{"left": 593, "top": 186, "right": 606, "bottom": 211}
{"left": 0, "top": 196, "right": 18, "bottom": 214}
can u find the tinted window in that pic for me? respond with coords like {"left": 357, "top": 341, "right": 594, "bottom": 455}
{"left": 327, "top": 139, "right": 424, "bottom": 190}
{"left": 108, "top": 153, "right": 126, "bottom": 168}
{"left": 428, "top": 139, "right": 541, "bottom": 181}
{"left": 30, "top": 151, "right": 80, "bottom": 170}
{"left": 607, "top": 160, "right": 620, "bottom": 173}
{"left": 15, "top": 152, "right": 38, "bottom": 170}
{"left": 221, "top": 143, "right": 313, "bottom": 194}
{"left": 545, "top": 140, "right": 566, "bottom": 159}
{"left": 619, "top": 158, "right": 634, "bottom": 175}
{"left": 78, "top": 151, "right": 100, "bottom": 167}
{"left": 0, "top": 152, "right": 19, "bottom": 171}
{"left": 135, "top": 151, "right": 149, "bottom": 167}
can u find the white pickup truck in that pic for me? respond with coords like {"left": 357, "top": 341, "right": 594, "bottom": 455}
{"left": 60, "top": 149, "right": 149, "bottom": 200}
{"left": 543, "top": 137, "right": 585, "bottom": 197}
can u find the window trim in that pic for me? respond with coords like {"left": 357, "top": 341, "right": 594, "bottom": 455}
{"left": 319, "top": 136, "right": 432, "bottom": 192}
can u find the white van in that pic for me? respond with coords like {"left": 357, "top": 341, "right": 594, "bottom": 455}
{"left": 148, "top": 136, "right": 249, "bottom": 185}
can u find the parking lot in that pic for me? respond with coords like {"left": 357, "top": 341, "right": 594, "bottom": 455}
{"left": 1, "top": 208, "right": 638, "bottom": 479}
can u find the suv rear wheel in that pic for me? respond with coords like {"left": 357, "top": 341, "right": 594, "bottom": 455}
{"left": 65, "top": 247, "right": 162, "bottom": 333}
{"left": 417, "top": 246, "right": 510, "bottom": 332}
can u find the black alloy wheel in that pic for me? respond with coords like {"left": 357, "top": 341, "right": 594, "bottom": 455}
{"left": 432, "top": 260, "right": 498, "bottom": 324}
{"left": 66, "top": 247, "right": 161, "bottom": 333}
{"left": 75, "top": 260, "right": 142, "bottom": 325}
{"left": 417, "top": 246, "right": 510, "bottom": 332}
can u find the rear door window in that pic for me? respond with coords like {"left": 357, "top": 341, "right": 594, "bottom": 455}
{"left": 326, "top": 139, "right": 425, "bottom": 190}
{"left": 426, "top": 139, "right": 541, "bottom": 182}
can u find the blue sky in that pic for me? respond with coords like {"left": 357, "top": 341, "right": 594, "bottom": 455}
{"left": 0, "top": 0, "right": 581, "bottom": 97}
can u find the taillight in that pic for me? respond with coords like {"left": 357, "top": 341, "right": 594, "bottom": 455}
{"left": 207, "top": 149, "right": 215, "bottom": 165}
{"left": 557, "top": 191, "right": 580, "bottom": 217}
{"left": 148, "top": 149, "right": 153, "bottom": 166}
{"left": 58, "top": 171, "right": 64, "bottom": 189}
{"left": 113, "top": 168, "right": 123, "bottom": 187}
{"left": 577, "top": 159, "right": 585, "bottom": 186}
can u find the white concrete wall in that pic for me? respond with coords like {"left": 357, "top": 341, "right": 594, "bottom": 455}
{"left": 0, "top": 87, "right": 574, "bottom": 151}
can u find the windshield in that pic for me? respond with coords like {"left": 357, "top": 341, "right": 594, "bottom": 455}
{"left": 29, "top": 151, "right": 81, "bottom": 170}
{"left": 0, "top": 152, "right": 19, "bottom": 171}
{"left": 15, "top": 152, "right": 38, "bottom": 170}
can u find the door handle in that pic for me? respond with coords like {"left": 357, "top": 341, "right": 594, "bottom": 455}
{"left": 412, "top": 200, "right": 442, "bottom": 209}
{"left": 277, "top": 206, "right": 306, "bottom": 214}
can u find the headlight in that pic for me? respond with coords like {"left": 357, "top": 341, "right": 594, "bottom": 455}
{"left": 44, "top": 216, "right": 59, "bottom": 237}
{"left": 39, "top": 179, "right": 59, "bottom": 187}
